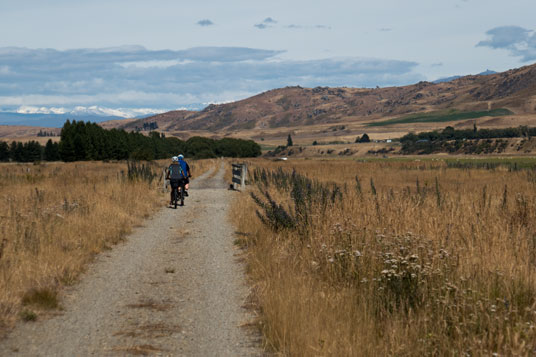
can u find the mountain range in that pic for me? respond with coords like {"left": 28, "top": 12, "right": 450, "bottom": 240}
{"left": 0, "top": 106, "right": 184, "bottom": 127}
{"left": 0, "top": 112, "right": 125, "bottom": 128}
{"left": 112, "top": 63, "right": 536, "bottom": 135}
{"left": 2, "top": 63, "right": 535, "bottom": 145}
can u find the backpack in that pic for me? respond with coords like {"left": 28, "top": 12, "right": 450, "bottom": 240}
{"left": 169, "top": 163, "right": 183, "bottom": 179}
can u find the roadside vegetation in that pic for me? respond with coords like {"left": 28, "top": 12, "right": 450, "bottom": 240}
{"left": 0, "top": 159, "right": 217, "bottom": 329}
{"left": 233, "top": 158, "right": 536, "bottom": 355}
{"left": 366, "top": 108, "right": 513, "bottom": 127}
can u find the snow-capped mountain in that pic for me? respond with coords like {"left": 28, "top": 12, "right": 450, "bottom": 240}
{"left": 13, "top": 106, "right": 167, "bottom": 118}
{"left": 0, "top": 106, "right": 180, "bottom": 127}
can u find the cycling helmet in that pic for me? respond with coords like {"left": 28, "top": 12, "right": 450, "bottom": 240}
{"left": 178, "top": 154, "right": 184, "bottom": 160}
{"left": 172, "top": 156, "right": 179, "bottom": 162}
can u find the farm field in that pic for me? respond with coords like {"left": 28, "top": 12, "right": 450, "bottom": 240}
{"left": 233, "top": 157, "right": 536, "bottom": 355}
{"left": 366, "top": 108, "right": 514, "bottom": 127}
{"left": 0, "top": 159, "right": 216, "bottom": 331}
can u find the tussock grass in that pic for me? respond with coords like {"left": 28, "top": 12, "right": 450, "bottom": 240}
{"left": 19, "top": 310, "right": 37, "bottom": 322}
{"left": 21, "top": 288, "right": 58, "bottom": 310}
{"left": 0, "top": 158, "right": 216, "bottom": 328}
{"left": 233, "top": 158, "right": 536, "bottom": 355}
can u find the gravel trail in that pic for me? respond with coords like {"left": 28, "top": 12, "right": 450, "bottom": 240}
{"left": 0, "top": 162, "right": 262, "bottom": 356}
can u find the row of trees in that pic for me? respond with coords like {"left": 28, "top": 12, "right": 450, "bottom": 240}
{"left": 37, "top": 130, "right": 57, "bottom": 137}
{"left": 0, "top": 140, "right": 60, "bottom": 162}
{"left": 0, "top": 120, "right": 261, "bottom": 162}
{"left": 135, "top": 122, "right": 159, "bottom": 131}
{"left": 401, "top": 125, "right": 535, "bottom": 144}
{"left": 400, "top": 125, "right": 536, "bottom": 154}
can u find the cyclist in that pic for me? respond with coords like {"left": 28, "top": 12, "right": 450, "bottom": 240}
{"left": 166, "top": 156, "right": 182, "bottom": 206}
{"left": 177, "top": 154, "right": 192, "bottom": 196}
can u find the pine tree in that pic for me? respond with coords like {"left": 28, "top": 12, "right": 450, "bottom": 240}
{"left": 287, "top": 134, "right": 293, "bottom": 147}
{"left": 44, "top": 139, "right": 60, "bottom": 161}
{"left": 59, "top": 135, "right": 76, "bottom": 162}
{"left": 24, "top": 141, "right": 42, "bottom": 162}
{"left": 0, "top": 141, "right": 9, "bottom": 161}
{"left": 11, "top": 142, "right": 24, "bottom": 162}
{"left": 358, "top": 133, "right": 370, "bottom": 143}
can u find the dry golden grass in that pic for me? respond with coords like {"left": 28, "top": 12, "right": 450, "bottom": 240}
{"left": 180, "top": 158, "right": 218, "bottom": 179}
{"left": 0, "top": 158, "right": 216, "bottom": 331}
{"left": 233, "top": 157, "right": 536, "bottom": 355}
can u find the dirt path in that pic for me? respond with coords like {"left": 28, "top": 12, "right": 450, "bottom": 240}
{"left": 0, "top": 162, "right": 262, "bottom": 356}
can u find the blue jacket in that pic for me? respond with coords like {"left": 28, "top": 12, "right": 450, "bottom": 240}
{"left": 178, "top": 160, "right": 189, "bottom": 177}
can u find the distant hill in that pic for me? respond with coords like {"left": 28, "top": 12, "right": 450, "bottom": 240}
{"left": 0, "top": 125, "right": 61, "bottom": 143}
{"left": 0, "top": 112, "right": 124, "bottom": 128}
{"left": 113, "top": 63, "right": 535, "bottom": 133}
{"left": 433, "top": 69, "right": 498, "bottom": 83}
{"left": 478, "top": 69, "right": 498, "bottom": 76}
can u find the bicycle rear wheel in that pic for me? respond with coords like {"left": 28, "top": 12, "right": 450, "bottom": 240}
{"left": 173, "top": 189, "right": 178, "bottom": 209}
{"left": 180, "top": 185, "right": 185, "bottom": 206}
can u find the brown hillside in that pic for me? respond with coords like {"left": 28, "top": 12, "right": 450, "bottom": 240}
{"left": 119, "top": 62, "right": 536, "bottom": 133}
{"left": 2, "top": 63, "right": 535, "bottom": 144}
{"left": 0, "top": 125, "right": 61, "bottom": 144}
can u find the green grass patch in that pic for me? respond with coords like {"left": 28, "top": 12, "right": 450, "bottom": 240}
{"left": 366, "top": 108, "right": 513, "bottom": 127}
{"left": 20, "top": 309, "right": 37, "bottom": 321}
{"left": 445, "top": 157, "right": 536, "bottom": 170}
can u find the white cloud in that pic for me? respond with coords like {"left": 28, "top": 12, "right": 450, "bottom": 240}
{"left": 285, "top": 24, "right": 331, "bottom": 30}
{"left": 477, "top": 26, "right": 536, "bottom": 61}
{"left": 0, "top": 46, "right": 423, "bottom": 110}
{"left": 119, "top": 60, "right": 194, "bottom": 68}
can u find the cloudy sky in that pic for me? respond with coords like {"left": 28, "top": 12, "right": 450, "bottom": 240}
{"left": 0, "top": 0, "right": 535, "bottom": 116}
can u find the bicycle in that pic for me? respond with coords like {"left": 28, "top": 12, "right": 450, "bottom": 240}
{"left": 171, "top": 179, "right": 186, "bottom": 208}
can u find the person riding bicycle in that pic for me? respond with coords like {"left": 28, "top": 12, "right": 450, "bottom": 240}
{"left": 166, "top": 156, "right": 181, "bottom": 206}
{"left": 177, "top": 154, "right": 192, "bottom": 195}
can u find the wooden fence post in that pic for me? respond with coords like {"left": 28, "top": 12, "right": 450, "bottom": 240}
{"left": 163, "top": 168, "right": 168, "bottom": 192}
{"left": 232, "top": 163, "right": 248, "bottom": 190}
